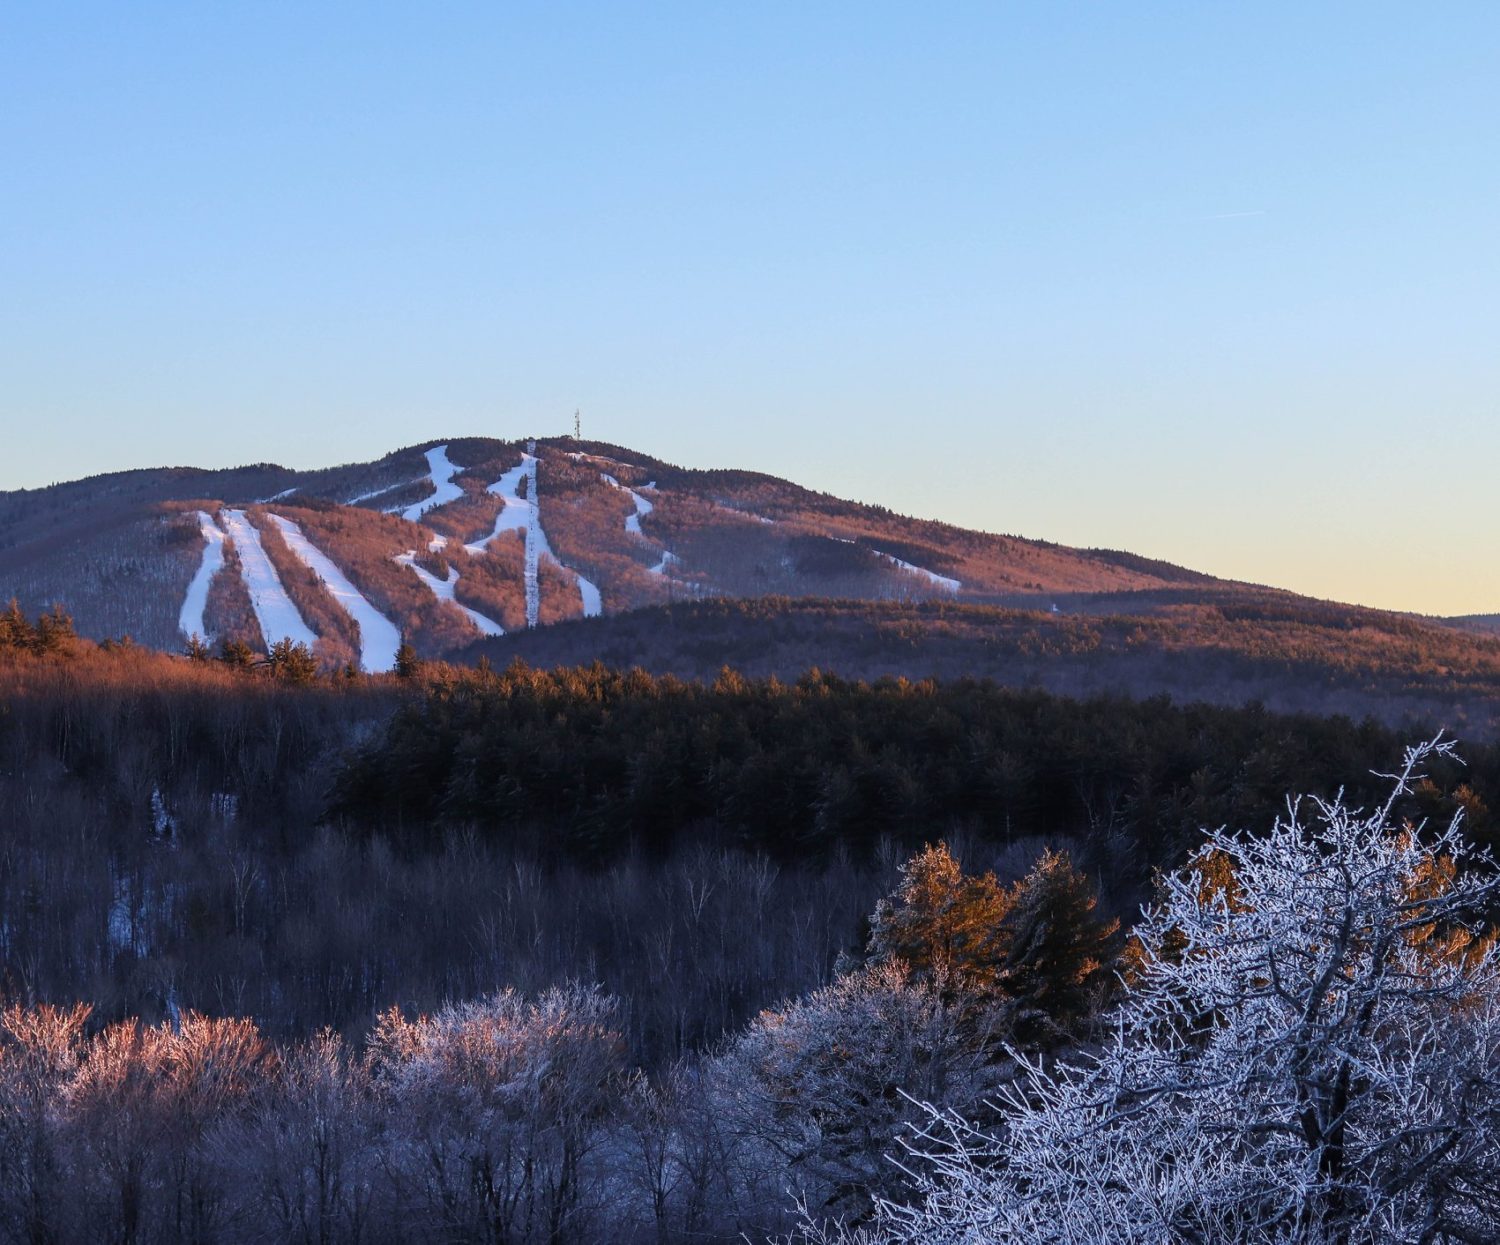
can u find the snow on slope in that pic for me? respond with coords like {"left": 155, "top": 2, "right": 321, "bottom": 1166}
{"left": 574, "top": 572, "right": 603, "bottom": 616}
{"left": 347, "top": 480, "right": 414, "bottom": 505}
{"left": 602, "top": 471, "right": 680, "bottom": 581}
{"left": 468, "top": 451, "right": 603, "bottom": 623}
{"left": 395, "top": 550, "right": 505, "bottom": 637}
{"left": 601, "top": 472, "right": 655, "bottom": 534}
{"left": 267, "top": 514, "right": 403, "bottom": 672}
{"left": 883, "top": 553, "right": 961, "bottom": 592}
{"left": 219, "top": 510, "right": 318, "bottom": 649}
{"left": 832, "top": 536, "right": 961, "bottom": 593}
{"left": 399, "top": 445, "right": 465, "bottom": 522}
{"left": 647, "top": 550, "right": 679, "bottom": 576}
{"left": 464, "top": 454, "right": 535, "bottom": 554}
{"left": 178, "top": 510, "right": 226, "bottom": 640}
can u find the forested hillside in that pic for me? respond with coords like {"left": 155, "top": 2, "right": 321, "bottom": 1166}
{"left": 3, "top": 612, "right": 1499, "bottom": 1240}
{"left": 0, "top": 436, "right": 1211, "bottom": 663}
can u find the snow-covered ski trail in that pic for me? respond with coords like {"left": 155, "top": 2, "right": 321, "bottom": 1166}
{"left": 647, "top": 550, "right": 679, "bottom": 576}
{"left": 882, "top": 553, "right": 960, "bottom": 592}
{"left": 399, "top": 445, "right": 465, "bottom": 522}
{"left": 464, "top": 452, "right": 536, "bottom": 555}
{"left": 600, "top": 472, "right": 655, "bottom": 534}
{"left": 267, "top": 515, "right": 403, "bottom": 672}
{"left": 467, "top": 447, "right": 602, "bottom": 626}
{"left": 394, "top": 551, "right": 505, "bottom": 637}
{"left": 832, "top": 536, "right": 961, "bottom": 593}
{"left": 601, "top": 471, "right": 679, "bottom": 578}
{"left": 218, "top": 510, "right": 319, "bottom": 650}
{"left": 178, "top": 510, "right": 226, "bottom": 641}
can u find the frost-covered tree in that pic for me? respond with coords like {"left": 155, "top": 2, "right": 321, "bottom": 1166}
{"left": 801, "top": 740, "right": 1500, "bottom": 1244}
{"left": 366, "top": 985, "right": 627, "bottom": 1243}
{"left": 714, "top": 961, "right": 1002, "bottom": 1226}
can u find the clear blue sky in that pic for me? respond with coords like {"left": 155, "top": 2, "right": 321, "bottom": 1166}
{"left": 3, "top": 3, "right": 1497, "bottom": 614}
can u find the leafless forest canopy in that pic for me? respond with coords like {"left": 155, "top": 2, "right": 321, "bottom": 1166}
{"left": 1, "top": 605, "right": 1499, "bottom": 1241}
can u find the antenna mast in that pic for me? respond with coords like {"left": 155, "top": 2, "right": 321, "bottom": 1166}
{"left": 573, "top": 409, "right": 581, "bottom": 440}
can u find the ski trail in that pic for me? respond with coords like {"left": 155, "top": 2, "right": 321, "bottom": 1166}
{"left": 573, "top": 572, "right": 603, "bottom": 617}
{"left": 882, "top": 553, "right": 961, "bottom": 592}
{"left": 400, "top": 445, "right": 465, "bottom": 521}
{"left": 464, "top": 453, "right": 536, "bottom": 554}
{"left": 395, "top": 551, "right": 505, "bottom": 637}
{"left": 267, "top": 515, "right": 403, "bottom": 672}
{"left": 600, "top": 472, "right": 656, "bottom": 534}
{"left": 832, "top": 537, "right": 961, "bottom": 592}
{"left": 647, "top": 550, "right": 679, "bottom": 576}
{"left": 219, "top": 510, "right": 319, "bottom": 649}
{"left": 602, "top": 471, "right": 678, "bottom": 582}
{"left": 468, "top": 448, "right": 602, "bottom": 624}
{"left": 347, "top": 479, "right": 415, "bottom": 504}
{"left": 178, "top": 510, "right": 226, "bottom": 640}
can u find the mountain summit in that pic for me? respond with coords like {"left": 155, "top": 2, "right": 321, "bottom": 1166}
{"left": 0, "top": 437, "right": 1208, "bottom": 670}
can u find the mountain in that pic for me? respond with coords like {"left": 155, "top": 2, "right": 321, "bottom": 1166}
{"left": 0, "top": 435, "right": 1211, "bottom": 668}
{"left": 6, "top": 434, "right": 1500, "bottom": 735}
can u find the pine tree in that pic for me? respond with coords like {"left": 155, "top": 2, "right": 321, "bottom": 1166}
{"left": 0, "top": 599, "right": 34, "bottom": 650}
{"left": 394, "top": 633, "right": 420, "bottom": 679}
{"left": 867, "top": 843, "right": 1011, "bottom": 989}
{"left": 32, "top": 603, "right": 75, "bottom": 654}
{"left": 184, "top": 633, "right": 211, "bottom": 662}
{"left": 217, "top": 638, "right": 255, "bottom": 669}
{"left": 998, "top": 849, "right": 1118, "bottom": 1044}
{"left": 267, "top": 638, "right": 318, "bottom": 684}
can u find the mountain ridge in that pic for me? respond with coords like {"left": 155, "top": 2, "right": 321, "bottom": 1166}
{"left": 0, "top": 436, "right": 1215, "bottom": 659}
{"left": 3, "top": 435, "right": 1495, "bottom": 731}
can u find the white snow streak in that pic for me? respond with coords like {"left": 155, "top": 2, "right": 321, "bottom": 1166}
{"left": 219, "top": 510, "right": 319, "bottom": 650}
{"left": 467, "top": 451, "right": 602, "bottom": 624}
{"left": 574, "top": 572, "right": 603, "bottom": 616}
{"left": 346, "top": 479, "right": 416, "bottom": 504}
{"left": 267, "top": 514, "right": 403, "bottom": 673}
{"left": 831, "top": 537, "right": 961, "bottom": 592}
{"left": 883, "top": 553, "right": 961, "bottom": 592}
{"left": 464, "top": 454, "right": 536, "bottom": 554}
{"left": 399, "top": 445, "right": 465, "bottom": 522}
{"left": 602, "top": 471, "right": 680, "bottom": 581}
{"left": 178, "top": 510, "right": 226, "bottom": 640}
{"left": 647, "top": 550, "right": 679, "bottom": 577}
{"left": 601, "top": 472, "right": 656, "bottom": 534}
{"left": 395, "top": 551, "right": 505, "bottom": 637}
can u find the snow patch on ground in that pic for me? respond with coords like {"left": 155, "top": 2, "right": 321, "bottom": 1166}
{"left": 399, "top": 445, "right": 466, "bottom": 522}
{"left": 219, "top": 510, "right": 319, "bottom": 649}
{"left": 267, "top": 514, "right": 403, "bottom": 672}
{"left": 178, "top": 510, "right": 226, "bottom": 640}
{"left": 395, "top": 551, "right": 505, "bottom": 637}
{"left": 256, "top": 487, "right": 299, "bottom": 503}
